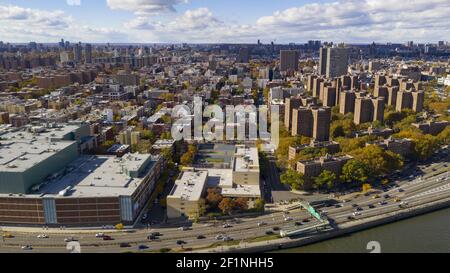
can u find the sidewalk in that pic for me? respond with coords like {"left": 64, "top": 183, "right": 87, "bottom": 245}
{"left": 0, "top": 225, "right": 134, "bottom": 234}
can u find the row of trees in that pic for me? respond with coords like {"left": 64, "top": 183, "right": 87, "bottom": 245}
{"left": 180, "top": 144, "right": 197, "bottom": 166}
{"left": 281, "top": 144, "right": 404, "bottom": 191}
{"left": 205, "top": 187, "right": 265, "bottom": 215}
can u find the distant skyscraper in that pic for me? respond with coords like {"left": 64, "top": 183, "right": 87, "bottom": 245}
{"left": 319, "top": 47, "right": 328, "bottom": 76}
{"left": 60, "top": 51, "right": 69, "bottom": 63}
{"left": 326, "top": 47, "right": 349, "bottom": 78}
{"left": 280, "top": 50, "right": 299, "bottom": 73}
{"left": 238, "top": 47, "right": 250, "bottom": 63}
{"left": 73, "top": 42, "right": 82, "bottom": 63}
{"left": 85, "top": 43, "right": 92, "bottom": 64}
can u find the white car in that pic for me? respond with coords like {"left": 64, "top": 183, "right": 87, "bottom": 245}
{"left": 284, "top": 217, "right": 293, "bottom": 222}
{"left": 215, "top": 234, "right": 224, "bottom": 240}
{"left": 21, "top": 245, "right": 33, "bottom": 250}
{"left": 352, "top": 211, "right": 362, "bottom": 216}
{"left": 223, "top": 224, "right": 232, "bottom": 228}
{"left": 178, "top": 226, "right": 191, "bottom": 231}
{"left": 95, "top": 233, "right": 105, "bottom": 238}
{"left": 37, "top": 234, "right": 49, "bottom": 239}
{"left": 257, "top": 222, "right": 267, "bottom": 227}
{"left": 222, "top": 236, "right": 232, "bottom": 241}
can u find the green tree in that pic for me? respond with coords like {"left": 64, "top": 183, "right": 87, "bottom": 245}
{"left": 280, "top": 169, "right": 305, "bottom": 190}
{"left": 180, "top": 152, "right": 194, "bottom": 166}
{"left": 340, "top": 159, "right": 370, "bottom": 184}
{"left": 205, "top": 188, "right": 223, "bottom": 210}
{"left": 219, "top": 198, "right": 235, "bottom": 215}
{"left": 253, "top": 198, "right": 265, "bottom": 212}
{"left": 437, "top": 126, "right": 450, "bottom": 145}
{"left": 234, "top": 198, "right": 248, "bottom": 212}
{"left": 351, "top": 145, "right": 403, "bottom": 176}
{"left": 313, "top": 170, "right": 337, "bottom": 190}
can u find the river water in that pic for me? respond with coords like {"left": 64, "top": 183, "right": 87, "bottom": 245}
{"left": 274, "top": 208, "right": 450, "bottom": 253}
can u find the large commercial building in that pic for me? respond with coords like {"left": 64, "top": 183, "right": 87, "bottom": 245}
{"left": 0, "top": 124, "right": 165, "bottom": 226}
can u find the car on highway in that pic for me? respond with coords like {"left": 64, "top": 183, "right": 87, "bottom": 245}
{"left": 223, "top": 223, "right": 233, "bottom": 228}
{"left": 37, "top": 234, "right": 49, "bottom": 239}
{"left": 21, "top": 245, "right": 33, "bottom": 251}
{"left": 379, "top": 201, "right": 388, "bottom": 206}
{"left": 302, "top": 218, "right": 310, "bottom": 223}
{"left": 372, "top": 194, "right": 380, "bottom": 199}
{"left": 368, "top": 204, "right": 376, "bottom": 209}
{"left": 352, "top": 211, "right": 362, "bottom": 216}
{"left": 257, "top": 222, "right": 267, "bottom": 227}
{"left": 265, "top": 230, "right": 274, "bottom": 235}
{"left": 335, "top": 203, "right": 344, "bottom": 208}
{"left": 352, "top": 203, "right": 359, "bottom": 208}
{"left": 355, "top": 207, "right": 363, "bottom": 211}
{"left": 196, "top": 235, "right": 206, "bottom": 240}
{"left": 347, "top": 215, "right": 355, "bottom": 220}
{"left": 95, "top": 233, "right": 105, "bottom": 238}
{"left": 223, "top": 236, "right": 233, "bottom": 242}
{"left": 395, "top": 198, "right": 402, "bottom": 203}
{"left": 294, "top": 221, "right": 303, "bottom": 226}
{"left": 147, "top": 235, "right": 158, "bottom": 240}
{"left": 215, "top": 235, "right": 224, "bottom": 240}
{"left": 272, "top": 226, "right": 280, "bottom": 231}
{"left": 120, "top": 243, "right": 131, "bottom": 248}
{"left": 176, "top": 240, "right": 187, "bottom": 245}
{"left": 178, "top": 226, "right": 191, "bottom": 231}
{"left": 138, "top": 245, "right": 149, "bottom": 250}
{"left": 103, "top": 235, "right": 114, "bottom": 241}
{"left": 398, "top": 188, "right": 405, "bottom": 193}
{"left": 150, "top": 232, "right": 162, "bottom": 237}
{"left": 383, "top": 194, "right": 390, "bottom": 199}
{"left": 284, "top": 217, "right": 293, "bottom": 222}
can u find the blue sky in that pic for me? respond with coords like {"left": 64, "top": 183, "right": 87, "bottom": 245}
{"left": 0, "top": 0, "right": 449, "bottom": 43}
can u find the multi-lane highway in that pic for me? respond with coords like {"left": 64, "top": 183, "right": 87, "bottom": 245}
{"left": 1, "top": 153, "right": 449, "bottom": 253}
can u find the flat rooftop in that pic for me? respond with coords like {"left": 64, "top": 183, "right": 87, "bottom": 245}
{"left": 0, "top": 140, "right": 76, "bottom": 172}
{"left": 233, "top": 146, "right": 259, "bottom": 173}
{"left": 11, "top": 153, "right": 158, "bottom": 198}
{"left": 168, "top": 170, "right": 208, "bottom": 202}
{"left": 0, "top": 124, "right": 84, "bottom": 142}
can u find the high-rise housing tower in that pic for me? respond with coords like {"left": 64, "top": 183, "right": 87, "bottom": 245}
{"left": 85, "top": 43, "right": 92, "bottom": 64}
{"left": 280, "top": 50, "right": 299, "bottom": 73}
{"left": 326, "top": 47, "right": 349, "bottom": 78}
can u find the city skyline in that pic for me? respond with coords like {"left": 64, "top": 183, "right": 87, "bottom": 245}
{"left": 0, "top": 0, "right": 449, "bottom": 43}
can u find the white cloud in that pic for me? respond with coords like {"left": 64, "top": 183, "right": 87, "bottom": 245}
{"left": 66, "top": 0, "right": 81, "bottom": 6}
{"left": 1, "top": 1, "right": 450, "bottom": 43}
{"left": 0, "top": 5, "right": 127, "bottom": 42}
{"left": 254, "top": 0, "right": 450, "bottom": 43}
{"left": 106, "top": 0, "right": 188, "bottom": 15}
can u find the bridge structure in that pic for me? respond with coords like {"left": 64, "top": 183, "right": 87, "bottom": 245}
{"left": 280, "top": 201, "right": 331, "bottom": 238}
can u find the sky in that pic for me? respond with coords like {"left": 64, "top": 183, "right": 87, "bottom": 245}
{"left": 0, "top": 0, "right": 449, "bottom": 44}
